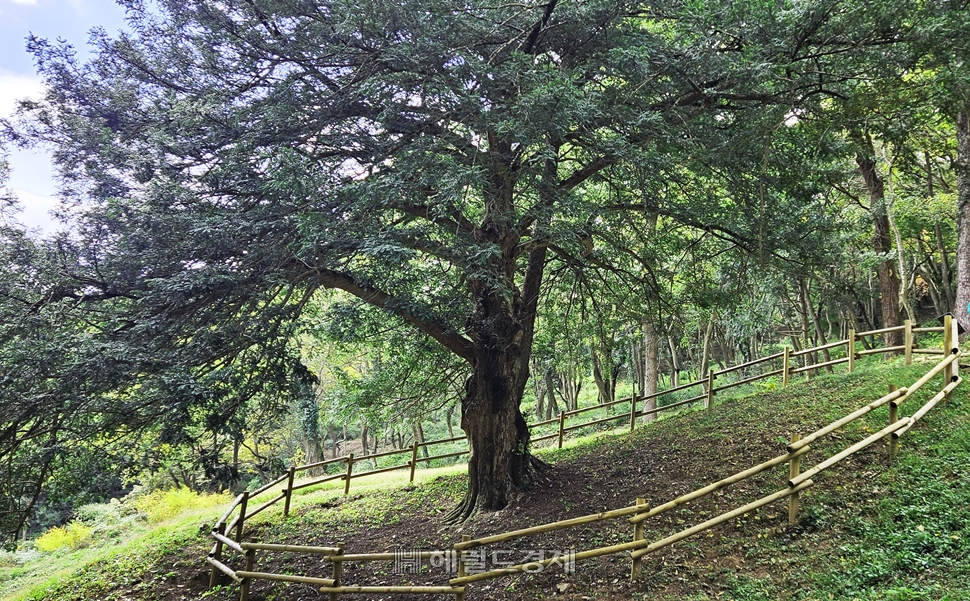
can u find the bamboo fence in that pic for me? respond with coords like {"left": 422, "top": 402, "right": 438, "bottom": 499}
{"left": 204, "top": 316, "right": 961, "bottom": 599}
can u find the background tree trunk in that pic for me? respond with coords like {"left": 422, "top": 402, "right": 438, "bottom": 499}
{"left": 855, "top": 132, "right": 903, "bottom": 348}
{"left": 956, "top": 108, "right": 970, "bottom": 338}
{"left": 643, "top": 320, "right": 659, "bottom": 423}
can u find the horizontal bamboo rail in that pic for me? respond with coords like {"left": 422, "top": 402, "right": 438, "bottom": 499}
{"left": 449, "top": 482, "right": 814, "bottom": 586}
{"left": 347, "top": 463, "right": 411, "bottom": 480}
{"left": 568, "top": 396, "right": 633, "bottom": 416}
{"left": 245, "top": 493, "right": 286, "bottom": 520}
{"left": 532, "top": 432, "right": 559, "bottom": 443}
{"left": 912, "top": 327, "right": 945, "bottom": 333}
{"left": 893, "top": 377, "right": 962, "bottom": 439}
{"left": 788, "top": 387, "right": 907, "bottom": 453}
{"left": 456, "top": 501, "right": 650, "bottom": 550}
{"left": 857, "top": 325, "right": 906, "bottom": 337}
{"left": 294, "top": 456, "right": 348, "bottom": 473}
{"left": 791, "top": 340, "right": 846, "bottom": 357}
{"left": 641, "top": 393, "right": 707, "bottom": 416}
{"left": 564, "top": 412, "right": 628, "bottom": 432}
{"left": 249, "top": 473, "right": 290, "bottom": 498}
{"left": 642, "top": 378, "right": 703, "bottom": 399}
{"left": 355, "top": 447, "right": 411, "bottom": 462}
{"left": 240, "top": 542, "right": 342, "bottom": 554}
{"left": 911, "top": 348, "right": 945, "bottom": 355}
{"left": 715, "top": 350, "right": 785, "bottom": 375}
{"left": 206, "top": 556, "right": 242, "bottom": 583}
{"left": 529, "top": 416, "right": 560, "bottom": 428}
{"left": 894, "top": 352, "right": 959, "bottom": 405}
{"left": 857, "top": 345, "right": 906, "bottom": 356}
{"left": 714, "top": 368, "right": 784, "bottom": 392}
{"left": 211, "top": 530, "right": 244, "bottom": 554}
{"left": 629, "top": 480, "right": 814, "bottom": 560}
{"left": 629, "top": 446, "right": 811, "bottom": 524}
{"left": 216, "top": 494, "right": 244, "bottom": 525}
{"left": 325, "top": 551, "right": 453, "bottom": 562}
{"left": 416, "top": 450, "right": 467, "bottom": 463}
{"left": 789, "top": 357, "right": 849, "bottom": 374}
{"left": 789, "top": 418, "right": 913, "bottom": 488}
{"left": 236, "top": 571, "right": 336, "bottom": 586}
{"left": 319, "top": 586, "right": 465, "bottom": 595}
{"left": 421, "top": 435, "right": 466, "bottom": 446}
{"left": 290, "top": 473, "right": 345, "bottom": 492}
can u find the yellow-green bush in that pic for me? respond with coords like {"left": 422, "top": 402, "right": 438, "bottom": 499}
{"left": 34, "top": 522, "right": 93, "bottom": 552}
{"left": 132, "top": 487, "right": 230, "bottom": 523}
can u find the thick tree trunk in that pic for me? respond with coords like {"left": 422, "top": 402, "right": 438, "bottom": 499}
{"left": 956, "top": 108, "right": 970, "bottom": 337}
{"left": 447, "top": 145, "right": 551, "bottom": 521}
{"left": 855, "top": 133, "right": 903, "bottom": 348}
{"left": 449, "top": 311, "right": 544, "bottom": 522}
{"left": 642, "top": 320, "right": 659, "bottom": 423}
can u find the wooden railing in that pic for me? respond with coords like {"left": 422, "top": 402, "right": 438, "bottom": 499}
{"left": 205, "top": 316, "right": 961, "bottom": 599}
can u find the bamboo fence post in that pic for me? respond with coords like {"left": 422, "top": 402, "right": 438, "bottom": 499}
{"left": 848, "top": 330, "right": 855, "bottom": 373}
{"left": 788, "top": 433, "right": 801, "bottom": 525}
{"left": 283, "top": 466, "right": 296, "bottom": 517}
{"left": 783, "top": 347, "right": 790, "bottom": 386}
{"left": 409, "top": 443, "right": 419, "bottom": 482}
{"left": 239, "top": 548, "right": 256, "bottom": 601}
{"left": 209, "top": 521, "right": 226, "bottom": 589}
{"left": 235, "top": 492, "right": 249, "bottom": 542}
{"left": 947, "top": 319, "right": 960, "bottom": 376}
{"left": 558, "top": 411, "right": 566, "bottom": 449}
{"left": 456, "top": 535, "right": 470, "bottom": 601}
{"left": 629, "top": 395, "right": 637, "bottom": 432}
{"left": 330, "top": 542, "right": 344, "bottom": 601}
{"left": 344, "top": 454, "right": 354, "bottom": 496}
{"left": 630, "top": 497, "right": 645, "bottom": 581}
{"left": 944, "top": 315, "right": 954, "bottom": 401}
{"left": 945, "top": 314, "right": 958, "bottom": 401}
{"left": 888, "top": 384, "right": 900, "bottom": 459}
{"left": 706, "top": 370, "right": 715, "bottom": 410}
{"left": 904, "top": 320, "right": 913, "bottom": 366}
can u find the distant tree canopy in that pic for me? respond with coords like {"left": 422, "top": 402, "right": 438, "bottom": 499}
{"left": 1, "top": 0, "right": 965, "bottom": 538}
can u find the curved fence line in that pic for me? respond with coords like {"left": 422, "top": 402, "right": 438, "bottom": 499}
{"left": 205, "top": 316, "right": 960, "bottom": 599}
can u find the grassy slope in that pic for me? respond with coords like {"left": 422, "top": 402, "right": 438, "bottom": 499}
{"left": 4, "top": 356, "right": 970, "bottom": 601}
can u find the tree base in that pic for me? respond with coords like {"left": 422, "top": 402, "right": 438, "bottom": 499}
{"left": 444, "top": 455, "right": 551, "bottom": 524}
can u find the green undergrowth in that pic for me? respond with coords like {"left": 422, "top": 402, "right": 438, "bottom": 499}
{"left": 5, "top": 355, "right": 970, "bottom": 600}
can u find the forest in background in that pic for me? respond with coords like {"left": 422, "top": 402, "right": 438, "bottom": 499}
{"left": 1, "top": 0, "right": 969, "bottom": 547}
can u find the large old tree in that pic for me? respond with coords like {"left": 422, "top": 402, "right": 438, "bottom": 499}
{"left": 6, "top": 0, "right": 907, "bottom": 522}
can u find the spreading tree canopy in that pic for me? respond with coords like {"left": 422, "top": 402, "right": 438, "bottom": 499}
{"left": 3, "top": 0, "right": 914, "bottom": 523}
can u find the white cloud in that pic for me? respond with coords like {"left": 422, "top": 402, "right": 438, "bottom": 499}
{"left": 7, "top": 0, "right": 40, "bottom": 5}
{"left": 0, "top": 70, "right": 45, "bottom": 119}
{"left": 11, "top": 188, "right": 60, "bottom": 235}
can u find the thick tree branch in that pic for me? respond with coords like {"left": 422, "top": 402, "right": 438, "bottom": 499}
{"left": 301, "top": 265, "right": 475, "bottom": 363}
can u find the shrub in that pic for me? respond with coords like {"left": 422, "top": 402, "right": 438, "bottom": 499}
{"left": 132, "top": 487, "right": 230, "bottom": 523}
{"left": 34, "top": 522, "right": 93, "bottom": 552}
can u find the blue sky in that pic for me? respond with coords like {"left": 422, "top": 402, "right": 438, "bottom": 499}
{"left": 0, "top": 0, "right": 129, "bottom": 235}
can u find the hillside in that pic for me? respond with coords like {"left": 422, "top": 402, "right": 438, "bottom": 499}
{"left": 6, "top": 357, "right": 970, "bottom": 601}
